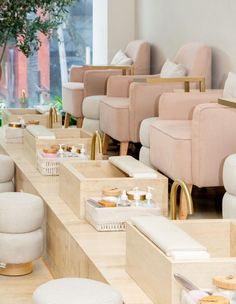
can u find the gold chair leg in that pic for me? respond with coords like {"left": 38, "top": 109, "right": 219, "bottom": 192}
{"left": 0, "top": 262, "right": 33, "bottom": 276}
{"left": 120, "top": 142, "right": 129, "bottom": 156}
{"left": 179, "top": 184, "right": 193, "bottom": 220}
{"left": 77, "top": 117, "right": 83, "bottom": 128}
{"left": 102, "top": 134, "right": 110, "bottom": 155}
{"left": 64, "top": 113, "right": 71, "bottom": 128}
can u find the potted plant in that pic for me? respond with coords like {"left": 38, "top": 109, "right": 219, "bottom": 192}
{"left": 0, "top": 0, "right": 75, "bottom": 78}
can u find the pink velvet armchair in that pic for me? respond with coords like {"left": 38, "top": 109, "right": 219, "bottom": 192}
{"left": 149, "top": 91, "right": 236, "bottom": 219}
{"left": 100, "top": 42, "right": 212, "bottom": 155}
{"left": 62, "top": 40, "right": 150, "bottom": 127}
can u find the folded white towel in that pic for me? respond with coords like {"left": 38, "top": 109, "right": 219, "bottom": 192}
{"left": 109, "top": 156, "right": 158, "bottom": 178}
{"left": 26, "top": 125, "right": 56, "bottom": 139}
{"left": 131, "top": 216, "right": 209, "bottom": 257}
{"left": 170, "top": 250, "right": 210, "bottom": 260}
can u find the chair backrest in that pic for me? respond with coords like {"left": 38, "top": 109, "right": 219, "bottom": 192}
{"left": 174, "top": 42, "right": 212, "bottom": 88}
{"left": 125, "top": 40, "right": 151, "bottom": 75}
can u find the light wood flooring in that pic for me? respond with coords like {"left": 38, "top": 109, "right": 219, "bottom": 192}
{"left": 0, "top": 259, "right": 52, "bottom": 304}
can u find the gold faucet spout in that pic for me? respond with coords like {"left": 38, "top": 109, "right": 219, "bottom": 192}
{"left": 48, "top": 106, "right": 58, "bottom": 128}
{"left": 91, "top": 130, "right": 102, "bottom": 160}
{"left": 170, "top": 179, "right": 193, "bottom": 220}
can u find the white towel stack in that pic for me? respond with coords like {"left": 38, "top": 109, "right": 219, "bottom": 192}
{"left": 109, "top": 156, "right": 158, "bottom": 178}
{"left": 26, "top": 125, "right": 56, "bottom": 139}
{"left": 131, "top": 216, "right": 210, "bottom": 260}
{"left": 4, "top": 125, "right": 24, "bottom": 143}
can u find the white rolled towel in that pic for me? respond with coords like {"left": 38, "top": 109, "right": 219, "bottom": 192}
{"left": 109, "top": 155, "right": 158, "bottom": 178}
{"left": 131, "top": 216, "right": 209, "bottom": 259}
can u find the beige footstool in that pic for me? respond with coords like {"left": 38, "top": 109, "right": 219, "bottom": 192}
{"left": 82, "top": 95, "right": 105, "bottom": 133}
{"left": 0, "top": 192, "right": 44, "bottom": 275}
{"left": 223, "top": 154, "right": 236, "bottom": 218}
{"left": 33, "top": 278, "right": 123, "bottom": 304}
{"left": 139, "top": 117, "right": 158, "bottom": 168}
{"left": 0, "top": 155, "right": 15, "bottom": 192}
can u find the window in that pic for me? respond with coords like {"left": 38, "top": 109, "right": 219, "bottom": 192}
{"left": 0, "top": 0, "right": 93, "bottom": 108}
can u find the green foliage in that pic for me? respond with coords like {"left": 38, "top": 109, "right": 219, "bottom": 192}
{"left": 0, "top": 0, "right": 75, "bottom": 62}
{"left": 50, "top": 95, "right": 63, "bottom": 111}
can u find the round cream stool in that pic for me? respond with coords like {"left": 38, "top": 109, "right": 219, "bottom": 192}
{"left": 0, "top": 155, "right": 14, "bottom": 192}
{"left": 0, "top": 192, "right": 44, "bottom": 276}
{"left": 32, "top": 278, "right": 123, "bottom": 304}
{"left": 223, "top": 154, "right": 236, "bottom": 219}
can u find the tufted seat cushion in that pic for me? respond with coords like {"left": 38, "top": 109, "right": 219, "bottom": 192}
{"left": 0, "top": 192, "right": 44, "bottom": 233}
{"left": 0, "top": 155, "right": 14, "bottom": 183}
{"left": 150, "top": 120, "right": 192, "bottom": 184}
{"left": 32, "top": 278, "right": 123, "bottom": 304}
{"left": 100, "top": 97, "right": 129, "bottom": 141}
{"left": 0, "top": 229, "right": 43, "bottom": 264}
{"left": 82, "top": 95, "right": 106, "bottom": 119}
{"left": 62, "top": 82, "right": 84, "bottom": 117}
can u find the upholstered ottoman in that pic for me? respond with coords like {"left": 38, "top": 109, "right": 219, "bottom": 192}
{"left": 82, "top": 95, "right": 105, "bottom": 133}
{"left": 0, "top": 192, "right": 44, "bottom": 275}
{"left": 32, "top": 278, "right": 123, "bottom": 304}
{"left": 139, "top": 117, "right": 158, "bottom": 167}
{"left": 62, "top": 82, "right": 84, "bottom": 127}
{"left": 223, "top": 154, "right": 236, "bottom": 218}
{"left": 0, "top": 155, "right": 15, "bottom": 192}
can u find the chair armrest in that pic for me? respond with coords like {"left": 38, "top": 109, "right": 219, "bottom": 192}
{"left": 159, "top": 91, "right": 223, "bottom": 120}
{"left": 147, "top": 76, "right": 206, "bottom": 92}
{"left": 128, "top": 82, "right": 183, "bottom": 142}
{"left": 83, "top": 69, "right": 122, "bottom": 97}
{"left": 69, "top": 65, "right": 86, "bottom": 82}
{"left": 192, "top": 103, "right": 236, "bottom": 187}
{"left": 85, "top": 64, "right": 134, "bottom": 75}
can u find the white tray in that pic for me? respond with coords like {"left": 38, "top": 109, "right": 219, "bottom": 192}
{"left": 85, "top": 198, "right": 161, "bottom": 231}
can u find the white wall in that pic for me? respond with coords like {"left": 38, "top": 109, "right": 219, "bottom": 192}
{"left": 135, "top": 0, "right": 236, "bottom": 88}
{"left": 93, "top": 0, "right": 108, "bottom": 64}
{"left": 93, "top": 0, "right": 135, "bottom": 64}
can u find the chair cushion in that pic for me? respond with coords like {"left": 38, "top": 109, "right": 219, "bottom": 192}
{"left": 150, "top": 120, "right": 192, "bottom": 184}
{"left": 32, "top": 278, "right": 123, "bottom": 304}
{"left": 0, "top": 155, "right": 14, "bottom": 183}
{"left": 223, "top": 72, "right": 236, "bottom": 98}
{"left": 140, "top": 117, "right": 159, "bottom": 147}
{"left": 62, "top": 82, "right": 84, "bottom": 117}
{"left": 160, "top": 59, "right": 187, "bottom": 78}
{"left": 0, "top": 229, "right": 43, "bottom": 264}
{"left": 100, "top": 97, "right": 130, "bottom": 142}
{"left": 111, "top": 50, "right": 133, "bottom": 65}
{"left": 0, "top": 192, "right": 44, "bottom": 233}
{"left": 82, "top": 95, "right": 105, "bottom": 119}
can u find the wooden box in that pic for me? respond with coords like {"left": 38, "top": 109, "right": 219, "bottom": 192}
{"left": 126, "top": 219, "right": 236, "bottom": 304}
{"left": 59, "top": 160, "right": 168, "bottom": 219}
{"left": 2, "top": 108, "right": 62, "bottom": 128}
{"left": 24, "top": 128, "right": 94, "bottom": 164}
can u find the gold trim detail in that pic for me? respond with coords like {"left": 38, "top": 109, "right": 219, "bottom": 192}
{"left": 0, "top": 262, "right": 33, "bottom": 276}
